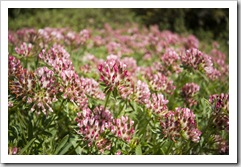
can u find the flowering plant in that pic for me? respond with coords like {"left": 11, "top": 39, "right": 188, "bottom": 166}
{"left": 8, "top": 24, "right": 228, "bottom": 155}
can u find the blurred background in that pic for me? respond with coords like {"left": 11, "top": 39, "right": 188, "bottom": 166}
{"left": 8, "top": 8, "right": 229, "bottom": 46}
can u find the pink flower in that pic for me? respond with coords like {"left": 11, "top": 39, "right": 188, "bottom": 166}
{"left": 80, "top": 78, "right": 105, "bottom": 100}
{"left": 133, "top": 80, "right": 150, "bottom": 106}
{"left": 98, "top": 55, "right": 129, "bottom": 91}
{"left": 147, "top": 72, "right": 176, "bottom": 94}
{"left": 79, "top": 29, "right": 91, "bottom": 45}
{"left": 15, "top": 42, "right": 32, "bottom": 57}
{"left": 30, "top": 67, "right": 58, "bottom": 115}
{"left": 162, "top": 48, "right": 182, "bottom": 74}
{"left": 115, "top": 150, "right": 122, "bottom": 155}
{"left": 183, "top": 35, "right": 199, "bottom": 49}
{"left": 148, "top": 93, "right": 169, "bottom": 116}
{"left": 76, "top": 106, "right": 113, "bottom": 145}
{"left": 181, "top": 83, "right": 200, "bottom": 107}
{"left": 161, "top": 108, "right": 201, "bottom": 143}
{"left": 111, "top": 116, "right": 135, "bottom": 143}
{"left": 213, "top": 135, "right": 229, "bottom": 154}
{"left": 209, "top": 93, "right": 229, "bottom": 131}
{"left": 39, "top": 45, "right": 74, "bottom": 74}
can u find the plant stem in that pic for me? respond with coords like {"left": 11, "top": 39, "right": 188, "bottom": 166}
{"left": 104, "top": 91, "right": 111, "bottom": 110}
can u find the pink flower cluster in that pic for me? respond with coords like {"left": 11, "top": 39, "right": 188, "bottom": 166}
{"left": 213, "top": 135, "right": 229, "bottom": 154}
{"left": 161, "top": 48, "right": 182, "bottom": 74}
{"left": 98, "top": 55, "right": 129, "bottom": 91}
{"left": 75, "top": 106, "right": 135, "bottom": 150}
{"left": 147, "top": 72, "right": 176, "bottom": 94}
{"left": 161, "top": 107, "right": 202, "bottom": 143}
{"left": 15, "top": 42, "right": 32, "bottom": 57}
{"left": 148, "top": 93, "right": 169, "bottom": 117}
{"left": 30, "top": 67, "right": 58, "bottom": 115}
{"left": 181, "top": 48, "right": 221, "bottom": 80}
{"left": 181, "top": 83, "right": 200, "bottom": 107}
{"left": 209, "top": 93, "right": 229, "bottom": 131}
{"left": 9, "top": 56, "right": 36, "bottom": 102}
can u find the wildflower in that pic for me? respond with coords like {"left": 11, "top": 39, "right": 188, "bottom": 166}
{"left": 98, "top": 55, "right": 129, "bottom": 91}
{"left": 148, "top": 93, "right": 169, "bottom": 117}
{"left": 8, "top": 56, "right": 23, "bottom": 76}
{"left": 96, "top": 138, "right": 112, "bottom": 154}
{"left": 162, "top": 48, "right": 182, "bottom": 74}
{"left": 111, "top": 116, "right": 135, "bottom": 143}
{"left": 209, "top": 93, "right": 229, "bottom": 131}
{"left": 15, "top": 42, "right": 32, "bottom": 57}
{"left": 80, "top": 78, "right": 105, "bottom": 100}
{"left": 76, "top": 106, "right": 113, "bottom": 145}
{"left": 133, "top": 80, "right": 150, "bottom": 106}
{"left": 9, "top": 147, "right": 18, "bottom": 155}
{"left": 181, "top": 83, "right": 200, "bottom": 107}
{"left": 147, "top": 72, "right": 176, "bottom": 94}
{"left": 213, "top": 135, "right": 229, "bottom": 154}
{"left": 161, "top": 108, "right": 201, "bottom": 143}
{"left": 183, "top": 35, "right": 199, "bottom": 49}
{"left": 79, "top": 29, "right": 91, "bottom": 45}
{"left": 9, "top": 68, "right": 36, "bottom": 101}
{"left": 39, "top": 45, "right": 74, "bottom": 74}
{"left": 121, "top": 57, "right": 138, "bottom": 75}
{"left": 29, "top": 67, "right": 58, "bottom": 115}
{"left": 115, "top": 150, "right": 122, "bottom": 155}
{"left": 59, "top": 70, "right": 88, "bottom": 109}
{"left": 181, "top": 48, "right": 208, "bottom": 70}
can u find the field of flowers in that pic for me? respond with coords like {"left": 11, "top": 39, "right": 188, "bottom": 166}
{"left": 8, "top": 22, "right": 229, "bottom": 155}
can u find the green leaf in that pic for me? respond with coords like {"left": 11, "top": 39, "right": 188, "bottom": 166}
{"left": 54, "top": 134, "right": 69, "bottom": 154}
{"left": 135, "top": 144, "right": 142, "bottom": 155}
{"left": 59, "top": 142, "right": 72, "bottom": 155}
{"left": 19, "top": 138, "right": 36, "bottom": 155}
{"left": 70, "top": 137, "right": 83, "bottom": 155}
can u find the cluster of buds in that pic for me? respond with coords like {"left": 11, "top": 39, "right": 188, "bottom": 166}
{"left": 76, "top": 106, "right": 135, "bottom": 147}
{"left": 96, "top": 138, "right": 112, "bottom": 154}
{"left": 38, "top": 27, "right": 66, "bottom": 42}
{"left": 132, "top": 80, "right": 150, "bottom": 106}
{"left": 79, "top": 29, "right": 91, "bottom": 45}
{"left": 8, "top": 56, "right": 23, "bottom": 76}
{"left": 209, "top": 93, "right": 229, "bottom": 131}
{"left": 148, "top": 93, "right": 169, "bottom": 117}
{"left": 181, "top": 48, "right": 221, "bottom": 80}
{"left": 183, "top": 35, "right": 199, "bottom": 49}
{"left": 121, "top": 57, "right": 138, "bottom": 75}
{"left": 39, "top": 45, "right": 74, "bottom": 74}
{"left": 111, "top": 116, "right": 135, "bottom": 143}
{"left": 161, "top": 48, "right": 182, "bottom": 74}
{"left": 76, "top": 107, "right": 113, "bottom": 146}
{"left": 147, "top": 72, "right": 176, "bottom": 94}
{"left": 181, "top": 83, "right": 200, "bottom": 107}
{"left": 161, "top": 108, "right": 201, "bottom": 143}
{"left": 9, "top": 56, "right": 59, "bottom": 115}
{"left": 181, "top": 48, "right": 212, "bottom": 70}
{"left": 80, "top": 78, "right": 105, "bottom": 100}
{"left": 29, "top": 67, "right": 58, "bottom": 115}
{"left": 16, "top": 28, "right": 37, "bottom": 44}
{"left": 9, "top": 67, "right": 36, "bottom": 101}
{"left": 59, "top": 70, "right": 88, "bottom": 109}
{"left": 15, "top": 42, "right": 33, "bottom": 57}
{"left": 98, "top": 55, "right": 130, "bottom": 91}
{"left": 213, "top": 135, "right": 229, "bottom": 154}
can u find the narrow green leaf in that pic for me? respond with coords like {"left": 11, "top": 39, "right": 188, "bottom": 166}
{"left": 19, "top": 138, "right": 36, "bottom": 155}
{"left": 54, "top": 134, "right": 69, "bottom": 154}
{"left": 59, "top": 142, "right": 72, "bottom": 155}
{"left": 135, "top": 144, "right": 142, "bottom": 155}
{"left": 70, "top": 137, "right": 82, "bottom": 155}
